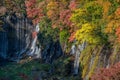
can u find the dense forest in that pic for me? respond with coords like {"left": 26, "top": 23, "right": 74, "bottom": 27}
{"left": 0, "top": 0, "right": 120, "bottom": 80}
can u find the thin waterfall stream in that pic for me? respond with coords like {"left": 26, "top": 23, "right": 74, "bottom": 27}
{"left": 0, "top": 14, "right": 41, "bottom": 62}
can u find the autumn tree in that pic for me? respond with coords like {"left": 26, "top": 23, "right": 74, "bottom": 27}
{"left": 25, "top": 0, "right": 44, "bottom": 25}
{"left": 4, "top": 0, "right": 25, "bottom": 14}
{"left": 91, "top": 62, "right": 120, "bottom": 80}
{"left": 105, "top": 6, "right": 120, "bottom": 43}
{"left": 70, "top": 1, "right": 107, "bottom": 45}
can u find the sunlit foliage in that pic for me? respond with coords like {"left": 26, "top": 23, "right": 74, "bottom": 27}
{"left": 25, "top": 0, "right": 44, "bottom": 25}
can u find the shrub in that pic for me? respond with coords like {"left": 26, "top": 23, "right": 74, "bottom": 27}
{"left": 91, "top": 62, "right": 120, "bottom": 80}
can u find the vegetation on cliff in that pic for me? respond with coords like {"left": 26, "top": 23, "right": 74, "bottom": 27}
{"left": 0, "top": 0, "right": 120, "bottom": 80}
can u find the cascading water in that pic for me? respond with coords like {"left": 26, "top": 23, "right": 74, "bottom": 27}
{"left": 0, "top": 13, "right": 41, "bottom": 62}
{"left": 28, "top": 23, "right": 41, "bottom": 58}
{"left": 70, "top": 42, "right": 86, "bottom": 75}
{"left": 0, "top": 13, "right": 63, "bottom": 64}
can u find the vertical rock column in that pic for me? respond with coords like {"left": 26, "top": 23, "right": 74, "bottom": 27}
{"left": 73, "top": 42, "right": 86, "bottom": 75}
{"left": 0, "top": 31, "right": 8, "bottom": 59}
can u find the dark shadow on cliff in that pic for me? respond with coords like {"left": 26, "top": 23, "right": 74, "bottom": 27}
{"left": 0, "top": 13, "right": 34, "bottom": 66}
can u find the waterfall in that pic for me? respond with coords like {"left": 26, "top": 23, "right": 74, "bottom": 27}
{"left": 28, "top": 23, "right": 41, "bottom": 58}
{"left": 0, "top": 13, "right": 63, "bottom": 64}
{"left": 70, "top": 45, "right": 76, "bottom": 55}
{"left": 70, "top": 42, "right": 86, "bottom": 75}
{"left": 73, "top": 48, "right": 81, "bottom": 75}
{"left": 0, "top": 13, "right": 42, "bottom": 61}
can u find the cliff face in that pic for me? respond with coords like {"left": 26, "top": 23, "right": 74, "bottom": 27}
{"left": 0, "top": 1, "right": 120, "bottom": 80}
{"left": 0, "top": 14, "right": 34, "bottom": 61}
{"left": 76, "top": 44, "right": 120, "bottom": 79}
{"left": 68, "top": 42, "right": 120, "bottom": 79}
{"left": 0, "top": 13, "right": 63, "bottom": 63}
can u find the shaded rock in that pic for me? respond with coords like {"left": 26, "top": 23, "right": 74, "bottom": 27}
{"left": 0, "top": 13, "right": 41, "bottom": 61}
{"left": 41, "top": 40, "right": 63, "bottom": 64}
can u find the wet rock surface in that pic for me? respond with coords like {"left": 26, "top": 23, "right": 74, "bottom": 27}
{"left": 0, "top": 14, "right": 34, "bottom": 61}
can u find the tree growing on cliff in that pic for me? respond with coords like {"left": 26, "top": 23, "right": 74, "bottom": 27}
{"left": 25, "top": 0, "right": 44, "bottom": 25}
{"left": 70, "top": 1, "right": 107, "bottom": 45}
{"left": 91, "top": 62, "right": 120, "bottom": 80}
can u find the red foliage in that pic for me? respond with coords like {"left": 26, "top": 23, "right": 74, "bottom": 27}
{"left": 91, "top": 62, "right": 120, "bottom": 80}
{"left": 60, "top": 9, "right": 76, "bottom": 42}
{"left": 116, "top": 26, "right": 120, "bottom": 42}
{"left": 59, "top": 0, "right": 77, "bottom": 27}
{"left": 69, "top": 32, "right": 75, "bottom": 42}
{"left": 69, "top": 0, "right": 77, "bottom": 10}
{"left": 25, "top": 0, "right": 44, "bottom": 25}
{"left": 115, "top": 7, "right": 120, "bottom": 16}
{"left": 60, "top": 10, "right": 72, "bottom": 27}
{"left": 59, "top": 0, "right": 78, "bottom": 42}
{"left": 32, "top": 31, "right": 37, "bottom": 38}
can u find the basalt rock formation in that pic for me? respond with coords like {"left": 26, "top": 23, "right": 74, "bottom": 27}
{"left": 0, "top": 13, "right": 40, "bottom": 61}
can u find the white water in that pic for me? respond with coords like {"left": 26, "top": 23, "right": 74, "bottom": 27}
{"left": 28, "top": 24, "right": 41, "bottom": 58}
{"left": 72, "top": 42, "right": 86, "bottom": 75}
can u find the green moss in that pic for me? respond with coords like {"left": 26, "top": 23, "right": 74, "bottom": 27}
{"left": 88, "top": 56, "right": 99, "bottom": 78}
{"left": 0, "top": 60, "right": 51, "bottom": 80}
